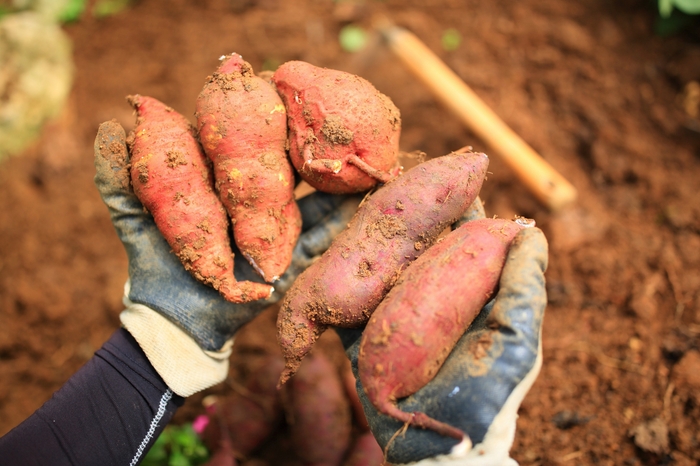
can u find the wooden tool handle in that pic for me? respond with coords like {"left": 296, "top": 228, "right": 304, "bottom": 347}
{"left": 381, "top": 26, "right": 577, "bottom": 211}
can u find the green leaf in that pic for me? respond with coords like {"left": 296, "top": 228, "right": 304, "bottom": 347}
{"left": 659, "top": 0, "right": 700, "bottom": 17}
{"left": 659, "top": 0, "right": 674, "bottom": 17}
{"left": 93, "top": 0, "right": 132, "bottom": 18}
{"left": 171, "top": 425, "right": 199, "bottom": 449}
{"left": 339, "top": 24, "right": 368, "bottom": 53}
{"left": 441, "top": 28, "right": 461, "bottom": 51}
{"left": 59, "top": 0, "right": 86, "bottom": 22}
{"left": 141, "top": 444, "right": 169, "bottom": 466}
{"left": 655, "top": 5, "right": 700, "bottom": 35}
{"left": 671, "top": 0, "right": 700, "bottom": 14}
{"left": 168, "top": 451, "right": 191, "bottom": 466}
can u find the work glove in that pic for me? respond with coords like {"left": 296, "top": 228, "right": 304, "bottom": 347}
{"left": 94, "top": 120, "right": 358, "bottom": 397}
{"left": 338, "top": 201, "right": 548, "bottom": 466}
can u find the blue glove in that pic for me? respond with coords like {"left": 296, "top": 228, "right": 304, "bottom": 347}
{"left": 94, "top": 120, "right": 359, "bottom": 396}
{"left": 338, "top": 205, "right": 548, "bottom": 465}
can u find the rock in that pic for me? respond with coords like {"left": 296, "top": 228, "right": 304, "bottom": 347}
{"left": 629, "top": 417, "right": 669, "bottom": 455}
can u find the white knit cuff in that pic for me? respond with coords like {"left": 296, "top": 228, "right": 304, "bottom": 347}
{"left": 120, "top": 282, "right": 232, "bottom": 397}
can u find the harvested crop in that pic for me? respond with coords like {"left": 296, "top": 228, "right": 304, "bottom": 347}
{"left": 272, "top": 60, "right": 402, "bottom": 194}
{"left": 342, "top": 363, "right": 369, "bottom": 431}
{"left": 283, "top": 352, "right": 352, "bottom": 466}
{"left": 197, "top": 54, "right": 301, "bottom": 283}
{"left": 127, "top": 94, "right": 273, "bottom": 303}
{"left": 276, "top": 149, "right": 489, "bottom": 384}
{"left": 202, "top": 355, "right": 285, "bottom": 459}
{"left": 341, "top": 432, "right": 384, "bottom": 466}
{"left": 358, "top": 217, "right": 532, "bottom": 439}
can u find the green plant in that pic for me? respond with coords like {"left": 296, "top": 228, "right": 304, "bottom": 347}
{"left": 655, "top": 0, "right": 700, "bottom": 35}
{"left": 658, "top": 0, "right": 700, "bottom": 17}
{"left": 441, "top": 28, "right": 461, "bottom": 51}
{"left": 338, "top": 24, "right": 368, "bottom": 52}
{"left": 93, "top": 0, "right": 133, "bottom": 18}
{"left": 141, "top": 424, "right": 209, "bottom": 466}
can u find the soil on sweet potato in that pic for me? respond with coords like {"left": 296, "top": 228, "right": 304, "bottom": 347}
{"left": 1, "top": 1, "right": 700, "bottom": 465}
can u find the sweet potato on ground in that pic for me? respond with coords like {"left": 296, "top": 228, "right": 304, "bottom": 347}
{"left": 197, "top": 54, "right": 301, "bottom": 282}
{"left": 358, "top": 218, "right": 532, "bottom": 439}
{"left": 283, "top": 352, "right": 352, "bottom": 466}
{"left": 128, "top": 94, "right": 273, "bottom": 302}
{"left": 272, "top": 60, "right": 402, "bottom": 194}
{"left": 341, "top": 432, "right": 384, "bottom": 466}
{"left": 202, "top": 355, "right": 285, "bottom": 459}
{"left": 276, "top": 150, "right": 489, "bottom": 384}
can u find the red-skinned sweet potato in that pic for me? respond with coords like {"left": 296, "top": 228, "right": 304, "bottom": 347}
{"left": 283, "top": 352, "right": 352, "bottom": 466}
{"left": 272, "top": 60, "right": 402, "bottom": 194}
{"left": 202, "top": 354, "right": 285, "bottom": 460}
{"left": 276, "top": 150, "right": 489, "bottom": 384}
{"left": 341, "top": 432, "right": 384, "bottom": 466}
{"left": 342, "top": 364, "right": 369, "bottom": 431}
{"left": 127, "top": 94, "right": 273, "bottom": 303}
{"left": 358, "top": 218, "right": 533, "bottom": 439}
{"left": 196, "top": 54, "right": 301, "bottom": 282}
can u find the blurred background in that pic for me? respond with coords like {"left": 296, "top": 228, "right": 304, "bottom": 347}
{"left": 0, "top": 0, "right": 699, "bottom": 464}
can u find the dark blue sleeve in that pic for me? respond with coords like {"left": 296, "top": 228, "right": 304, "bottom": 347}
{"left": 0, "top": 328, "right": 185, "bottom": 465}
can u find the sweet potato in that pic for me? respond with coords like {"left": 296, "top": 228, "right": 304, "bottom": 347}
{"left": 202, "top": 355, "right": 285, "bottom": 459}
{"left": 357, "top": 218, "right": 532, "bottom": 439}
{"left": 128, "top": 94, "right": 273, "bottom": 302}
{"left": 196, "top": 54, "right": 301, "bottom": 282}
{"left": 283, "top": 352, "right": 352, "bottom": 466}
{"left": 272, "top": 60, "right": 401, "bottom": 194}
{"left": 341, "top": 432, "right": 383, "bottom": 466}
{"left": 342, "top": 363, "right": 369, "bottom": 431}
{"left": 276, "top": 150, "right": 489, "bottom": 384}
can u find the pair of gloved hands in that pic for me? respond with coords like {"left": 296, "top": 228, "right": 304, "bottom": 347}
{"left": 94, "top": 120, "right": 548, "bottom": 466}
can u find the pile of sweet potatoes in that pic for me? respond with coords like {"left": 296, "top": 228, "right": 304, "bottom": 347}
{"left": 125, "top": 55, "right": 403, "bottom": 304}
{"left": 199, "top": 351, "right": 383, "bottom": 466}
{"left": 120, "top": 54, "right": 538, "bottom": 443}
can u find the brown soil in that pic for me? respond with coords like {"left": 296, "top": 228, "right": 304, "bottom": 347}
{"left": 1, "top": 1, "right": 699, "bottom": 465}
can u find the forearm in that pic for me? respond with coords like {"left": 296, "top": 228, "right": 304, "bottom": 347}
{"left": 0, "top": 328, "right": 184, "bottom": 465}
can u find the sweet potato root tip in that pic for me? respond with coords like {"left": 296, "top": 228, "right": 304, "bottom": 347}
{"left": 276, "top": 301, "right": 327, "bottom": 386}
{"left": 197, "top": 54, "right": 300, "bottom": 283}
{"left": 272, "top": 60, "right": 402, "bottom": 194}
{"left": 379, "top": 402, "right": 466, "bottom": 441}
{"left": 220, "top": 281, "right": 274, "bottom": 303}
{"left": 276, "top": 150, "right": 490, "bottom": 381}
{"left": 127, "top": 94, "right": 268, "bottom": 304}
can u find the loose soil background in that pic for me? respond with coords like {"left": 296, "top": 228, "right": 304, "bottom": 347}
{"left": 1, "top": 0, "right": 700, "bottom": 464}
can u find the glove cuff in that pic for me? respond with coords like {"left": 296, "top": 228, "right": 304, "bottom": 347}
{"left": 120, "top": 288, "right": 232, "bottom": 397}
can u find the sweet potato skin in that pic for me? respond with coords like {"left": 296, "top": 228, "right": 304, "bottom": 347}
{"left": 276, "top": 150, "right": 489, "bottom": 384}
{"left": 272, "top": 61, "right": 401, "bottom": 194}
{"left": 341, "top": 432, "right": 384, "bottom": 466}
{"left": 127, "top": 94, "right": 273, "bottom": 303}
{"left": 283, "top": 352, "right": 352, "bottom": 466}
{"left": 202, "top": 355, "right": 285, "bottom": 458}
{"left": 197, "top": 54, "right": 301, "bottom": 282}
{"left": 358, "top": 218, "right": 528, "bottom": 438}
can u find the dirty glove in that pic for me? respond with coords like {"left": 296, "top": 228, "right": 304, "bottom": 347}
{"left": 94, "top": 120, "right": 358, "bottom": 397}
{"left": 338, "top": 205, "right": 548, "bottom": 466}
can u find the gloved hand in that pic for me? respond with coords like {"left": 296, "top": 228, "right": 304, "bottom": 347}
{"left": 94, "top": 120, "right": 359, "bottom": 397}
{"left": 337, "top": 201, "right": 548, "bottom": 466}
